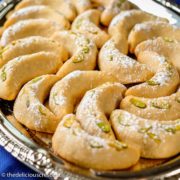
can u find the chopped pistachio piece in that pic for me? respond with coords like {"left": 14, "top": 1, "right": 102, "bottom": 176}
{"left": 88, "top": 28, "right": 98, "bottom": 34}
{"left": 96, "top": 122, "right": 110, "bottom": 133}
{"left": 163, "top": 37, "right": 174, "bottom": 43}
{"left": 26, "top": 99, "right": 30, "bottom": 108}
{"left": 108, "top": 55, "right": 113, "bottom": 61}
{"left": 90, "top": 140, "right": 103, "bottom": 149}
{"left": 38, "top": 106, "right": 46, "bottom": 116}
{"left": 63, "top": 117, "right": 74, "bottom": 128}
{"left": 85, "top": 38, "right": 90, "bottom": 45}
{"left": 70, "top": 31, "right": 78, "bottom": 36}
{"left": 52, "top": 93, "right": 59, "bottom": 105}
{"left": 72, "top": 54, "right": 84, "bottom": 63}
{"left": 176, "top": 97, "right": 180, "bottom": 103}
{"left": 147, "top": 80, "right": 160, "bottom": 86}
{"left": 109, "top": 140, "right": 127, "bottom": 151}
{"left": 164, "top": 63, "right": 173, "bottom": 73}
{"left": 175, "top": 124, "right": 180, "bottom": 131}
{"left": 82, "top": 46, "right": 90, "bottom": 54}
{"left": 139, "top": 126, "right": 152, "bottom": 133}
{"left": 165, "top": 127, "right": 176, "bottom": 134}
{"left": 12, "top": 41, "right": 17, "bottom": 46}
{"left": 118, "top": 116, "right": 130, "bottom": 127}
{"left": 0, "top": 46, "right": 9, "bottom": 59}
{"left": 31, "top": 77, "right": 42, "bottom": 84}
{"left": 72, "top": 127, "right": 81, "bottom": 136}
{"left": 1, "top": 68, "right": 6, "bottom": 81}
{"left": 147, "top": 132, "right": 161, "bottom": 143}
{"left": 152, "top": 102, "right": 171, "bottom": 109}
{"left": 130, "top": 98, "right": 147, "bottom": 109}
{"left": 75, "top": 18, "right": 84, "bottom": 29}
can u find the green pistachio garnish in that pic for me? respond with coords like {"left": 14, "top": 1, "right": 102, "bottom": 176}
{"left": 75, "top": 18, "right": 84, "bottom": 29}
{"left": 108, "top": 55, "right": 113, "bottom": 61}
{"left": 176, "top": 97, "right": 180, "bottom": 103}
{"left": 130, "top": 98, "right": 147, "bottom": 109}
{"left": 152, "top": 102, "right": 171, "bottom": 109}
{"left": 12, "top": 41, "right": 16, "bottom": 46}
{"left": 88, "top": 29, "right": 98, "bottom": 34}
{"left": 163, "top": 37, "right": 174, "bottom": 43}
{"left": 96, "top": 122, "right": 110, "bottom": 133}
{"left": 85, "top": 38, "right": 90, "bottom": 44}
{"left": 175, "top": 124, "right": 180, "bottom": 131}
{"left": 147, "top": 132, "right": 161, "bottom": 143}
{"left": 0, "top": 46, "right": 9, "bottom": 59}
{"left": 147, "top": 80, "right": 160, "bottom": 86}
{"left": 165, "top": 127, "right": 176, "bottom": 134}
{"left": 118, "top": 116, "right": 130, "bottom": 127}
{"left": 109, "top": 140, "right": 127, "bottom": 151}
{"left": 52, "top": 93, "right": 59, "bottom": 105}
{"left": 1, "top": 68, "right": 6, "bottom": 81}
{"left": 31, "top": 77, "right": 42, "bottom": 84}
{"left": 139, "top": 126, "right": 161, "bottom": 143}
{"left": 139, "top": 126, "right": 152, "bottom": 133}
{"left": 90, "top": 140, "right": 103, "bottom": 149}
{"left": 72, "top": 127, "right": 81, "bottom": 136}
{"left": 82, "top": 46, "right": 90, "bottom": 54}
{"left": 72, "top": 54, "right": 84, "bottom": 63}
{"left": 26, "top": 99, "right": 30, "bottom": 108}
{"left": 38, "top": 106, "right": 46, "bottom": 116}
{"left": 63, "top": 117, "right": 74, "bottom": 128}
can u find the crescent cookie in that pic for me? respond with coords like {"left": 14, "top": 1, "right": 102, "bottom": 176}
{"left": 71, "top": 0, "right": 92, "bottom": 14}
{"left": 100, "top": 0, "right": 138, "bottom": 26}
{"left": 126, "top": 62, "right": 180, "bottom": 98}
{"left": 14, "top": 75, "right": 59, "bottom": 133}
{"left": 51, "top": 31, "right": 97, "bottom": 78}
{"left": 71, "top": 9, "right": 109, "bottom": 48}
{"left": 108, "top": 10, "right": 168, "bottom": 54}
{"left": 120, "top": 92, "right": 180, "bottom": 121}
{"left": 49, "top": 71, "right": 118, "bottom": 121}
{"left": 111, "top": 110, "right": 180, "bottom": 159}
{"left": 14, "top": 0, "right": 76, "bottom": 22}
{"left": 76, "top": 82, "right": 126, "bottom": 139}
{"left": 0, "top": 52, "right": 62, "bottom": 100}
{"left": 0, "top": 36, "right": 68, "bottom": 68}
{"left": 135, "top": 37, "right": 180, "bottom": 73}
{"left": 1, "top": 19, "right": 66, "bottom": 47}
{"left": 98, "top": 39, "right": 153, "bottom": 84}
{"left": 3, "top": 5, "right": 70, "bottom": 30}
{"left": 128, "top": 21, "right": 180, "bottom": 53}
{"left": 52, "top": 114, "right": 140, "bottom": 170}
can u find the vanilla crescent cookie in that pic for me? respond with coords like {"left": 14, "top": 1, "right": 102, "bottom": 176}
{"left": 51, "top": 31, "right": 97, "bottom": 78}
{"left": 98, "top": 39, "right": 153, "bottom": 84}
{"left": 108, "top": 10, "right": 168, "bottom": 54}
{"left": 3, "top": 5, "right": 70, "bottom": 30}
{"left": 126, "top": 62, "right": 180, "bottom": 98}
{"left": 0, "top": 52, "right": 62, "bottom": 100}
{"left": 93, "top": 0, "right": 138, "bottom": 26}
{"left": 49, "top": 71, "right": 118, "bottom": 121}
{"left": 128, "top": 21, "right": 180, "bottom": 53}
{"left": 121, "top": 92, "right": 180, "bottom": 121}
{"left": 111, "top": 110, "right": 180, "bottom": 159}
{"left": 52, "top": 114, "right": 140, "bottom": 170}
{"left": 71, "top": 9, "right": 109, "bottom": 48}
{"left": 71, "top": 0, "right": 92, "bottom": 14}
{"left": 76, "top": 83, "right": 126, "bottom": 140}
{"left": 14, "top": 0, "right": 76, "bottom": 22}
{"left": 1, "top": 19, "right": 67, "bottom": 47}
{"left": 135, "top": 37, "right": 180, "bottom": 73}
{"left": 0, "top": 36, "right": 68, "bottom": 68}
{"left": 14, "top": 75, "right": 59, "bottom": 133}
